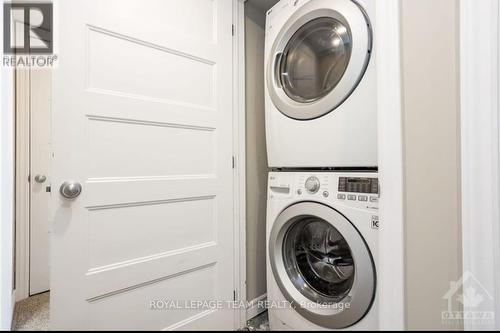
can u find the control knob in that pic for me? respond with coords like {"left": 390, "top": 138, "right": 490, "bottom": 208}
{"left": 305, "top": 176, "right": 320, "bottom": 194}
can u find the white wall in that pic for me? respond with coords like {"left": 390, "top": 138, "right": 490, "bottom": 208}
{"left": 402, "top": 0, "right": 463, "bottom": 329}
{"left": 0, "top": 1, "right": 15, "bottom": 328}
{"left": 245, "top": 1, "right": 268, "bottom": 304}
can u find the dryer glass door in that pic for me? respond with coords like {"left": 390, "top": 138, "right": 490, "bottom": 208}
{"left": 266, "top": 0, "right": 372, "bottom": 120}
{"left": 280, "top": 17, "right": 352, "bottom": 104}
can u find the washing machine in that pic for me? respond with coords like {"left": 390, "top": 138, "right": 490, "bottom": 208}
{"left": 265, "top": 0, "right": 377, "bottom": 168}
{"left": 266, "top": 171, "right": 379, "bottom": 330}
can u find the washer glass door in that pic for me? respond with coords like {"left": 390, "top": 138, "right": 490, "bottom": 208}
{"left": 269, "top": 202, "right": 375, "bottom": 329}
{"left": 280, "top": 17, "right": 352, "bottom": 104}
{"left": 283, "top": 217, "right": 355, "bottom": 304}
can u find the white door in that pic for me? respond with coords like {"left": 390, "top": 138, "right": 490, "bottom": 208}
{"left": 30, "top": 70, "right": 52, "bottom": 295}
{"left": 50, "top": 0, "right": 235, "bottom": 330}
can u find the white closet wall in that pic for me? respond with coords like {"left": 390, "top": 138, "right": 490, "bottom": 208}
{"left": 245, "top": 1, "right": 269, "bottom": 305}
{"left": 402, "top": 0, "right": 462, "bottom": 329}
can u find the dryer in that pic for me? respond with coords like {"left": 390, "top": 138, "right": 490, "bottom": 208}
{"left": 266, "top": 171, "right": 379, "bottom": 330}
{"left": 265, "top": 0, "right": 377, "bottom": 168}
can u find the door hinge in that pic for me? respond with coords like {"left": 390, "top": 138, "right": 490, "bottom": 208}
{"left": 232, "top": 156, "right": 236, "bottom": 169}
{"left": 232, "top": 24, "right": 235, "bottom": 36}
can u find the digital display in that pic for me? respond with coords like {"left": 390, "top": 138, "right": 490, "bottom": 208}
{"left": 338, "top": 177, "right": 379, "bottom": 194}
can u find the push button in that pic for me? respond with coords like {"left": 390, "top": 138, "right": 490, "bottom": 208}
{"left": 337, "top": 194, "right": 346, "bottom": 200}
{"left": 370, "top": 196, "right": 379, "bottom": 203}
{"left": 347, "top": 194, "right": 356, "bottom": 201}
{"left": 358, "top": 195, "right": 368, "bottom": 202}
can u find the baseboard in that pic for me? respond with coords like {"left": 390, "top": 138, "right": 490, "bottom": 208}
{"left": 246, "top": 294, "right": 267, "bottom": 321}
{"left": 10, "top": 289, "right": 16, "bottom": 329}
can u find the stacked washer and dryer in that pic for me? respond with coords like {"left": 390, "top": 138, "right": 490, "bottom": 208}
{"left": 264, "top": 0, "right": 379, "bottom": 330}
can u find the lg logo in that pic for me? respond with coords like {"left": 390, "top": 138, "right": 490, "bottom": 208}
{"left": 3, "top": 2, "right": 53, "bottom": 54}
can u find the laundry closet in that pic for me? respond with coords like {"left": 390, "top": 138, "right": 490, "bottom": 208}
{"left": 244, "top": 0, "right": 463, "bottom": 330}
{"left": 245, "top": 0, "right": 379, "bottom": 329}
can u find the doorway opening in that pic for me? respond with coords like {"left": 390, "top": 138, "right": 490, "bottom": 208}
{"left": 14, "top": 68, "right": 52, "bottom": 329}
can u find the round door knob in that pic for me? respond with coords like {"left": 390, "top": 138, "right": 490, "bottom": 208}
{"left": 34, "top": 174, "right": 47, "bottom": 183}
{"left": 59, "top": 181, "right": 82, "bottom": 199}
{"left": 305, "top": 176, "right": 320, "bottom": 194}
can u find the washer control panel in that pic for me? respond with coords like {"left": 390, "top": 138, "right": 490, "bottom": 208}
{"left": 338, "top": 177, "right": 378, "bottom": 194}
{"left": 290, "top": 173, "right": 380, "bottom": 208}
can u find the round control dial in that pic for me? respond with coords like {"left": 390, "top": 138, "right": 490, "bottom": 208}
{"left": 305, "top": 176, "right": 321, "bottom": 194}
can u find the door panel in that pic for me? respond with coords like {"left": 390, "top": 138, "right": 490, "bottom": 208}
{"left": 87, "top": 118, "right": 215, "bottom": 178}
{"left": 87, "top": 264, "right": 219, "bottom": 330}
{"left": 87, "top": 26, "right": 216, "bottom": 108}
{"left": 88, "top": 198, "right": 215, "bottom": 268}
{"left": 30, "top": 70, "right": 52, "bottom": 295}
{"left": 51, "top": 0, "right": 234, "bottom": 330}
